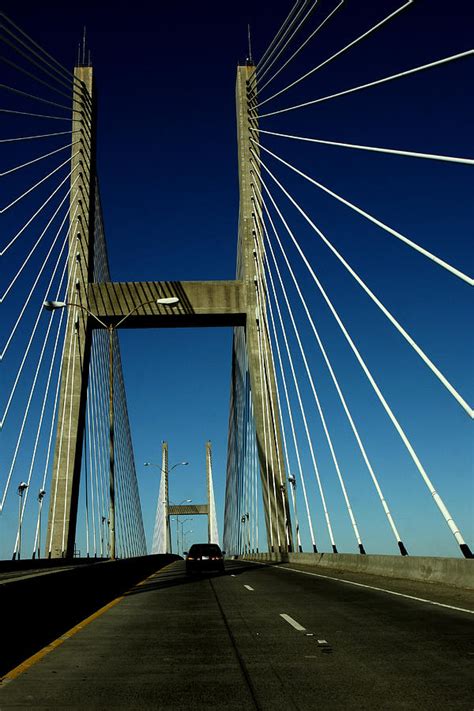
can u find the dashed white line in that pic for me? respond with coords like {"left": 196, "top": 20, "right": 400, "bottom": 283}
{"left": 244, "top": 584, "right": 254, "bottom": 591}
{"left": 280, "top": 613, "right": 306, "bottom": 631}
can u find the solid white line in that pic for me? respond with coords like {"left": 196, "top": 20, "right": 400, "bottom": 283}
{"left": 244, "top": 584, "right": 254, "bottom": 591}
{"left": 280, "top": 613, "right": 306, "bottom": 631}
{"left": 245, "top": 561, "right": 474, "bottom": 615}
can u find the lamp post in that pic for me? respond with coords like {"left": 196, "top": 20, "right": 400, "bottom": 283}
{"left": 182, "top": 529, "right": 193, "bottom": 552}
{"left": 288, "top": 475, "right": 302, "bottom": 553}
{"left": 44, "top": 296, "right": 180, "bottom": 560}
{"left": 177, "top": 516, "right": 193, "bottom": 555}
{"left": 171, "top": 504, "right": 192, "bottom": 555}
{"left": 16, "top": 481, "right": 28, "bottom": 560}
{"left": 33, "top": 488, "right": 46, "bottom": 560}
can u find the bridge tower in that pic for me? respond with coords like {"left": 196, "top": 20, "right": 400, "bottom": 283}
{"left": 227, "top": 64, "right": 293, "bottom": 553}
{"left": 45, "top": 65, "right": 96, "bottom": 558}
{"left": 45, "top": 61, "right": 292, "bottom": 558}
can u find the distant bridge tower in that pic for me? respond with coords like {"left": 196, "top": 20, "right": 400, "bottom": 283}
{"left": 151, "top": 441, "right": 220, "bottom": 554}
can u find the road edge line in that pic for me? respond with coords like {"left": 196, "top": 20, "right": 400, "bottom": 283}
{"left": 0, "top": 561, "right": 178, "bottom": 685}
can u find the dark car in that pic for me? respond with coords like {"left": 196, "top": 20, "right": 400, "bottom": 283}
{"left": 184, "top": 543, "right": 225, "bottom": 575}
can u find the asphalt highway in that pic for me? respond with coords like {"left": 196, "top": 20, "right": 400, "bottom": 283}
{"left": 0, "top": 559, "right": 472, "bottom": 709}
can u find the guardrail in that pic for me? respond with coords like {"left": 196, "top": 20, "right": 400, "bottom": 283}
{"left": 242, "top": 552, "right": 474, "bottom": 589}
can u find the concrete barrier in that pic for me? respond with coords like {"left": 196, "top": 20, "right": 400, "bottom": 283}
{"left": 1, "top": 554, "right": 180, "bottom": 677}
{"left": 242, "top": 552, "right": 474, "bottom": 589}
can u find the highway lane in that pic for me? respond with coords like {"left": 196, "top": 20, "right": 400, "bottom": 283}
{"left": 0, "top": 559, "right": 472, "bottom": 709}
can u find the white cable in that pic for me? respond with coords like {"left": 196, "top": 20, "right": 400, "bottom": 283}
{"left": 1, "top": 167, "right": 79, "bottom": 255}
{"left": 0, "top": 140, "right": 75, "bottom": 177}
{"left": 256, "top": 170, "right": 470, "bottom": 550}
{"left": 250, "top": 184, "right": 337, "bottom": 550}
{"left": 257, "top": 195, "right": 365, "bottom": 550}
{"left": 0, "top": 198, "right": 78, "bottom": 426}
{"left": 1, "top": 233, "right": 71, "bottom": 511}
{"left": 252, "top": 189, "right": 334, "bottom": 550}
{"left": 253, "top": 138, "right": 473, "bottom": 286}
{"left": 1, "top": 185, "right": 80, "bottom": 357}
{"left": 0, "top": 81, "right": 71, "bottom": 111}
{"left": 257, "top": 1, "right": 319, "bottom": 86}
{"left": 252, "top": 210, "right": 317, "bottom": 550}
{"left": 257, "top": 0, "right": 413, "bottom": 108}
{"left": 258, "top": 1, "right": 344, "bottom": 95}
{"left": 0, "top": 108, "right": 71, "bottom": 120}
{"left": 0, "top": 130, "right": 75, "bottom": 143}
{"left": 10, "top": 258, "right": 68, "bottom": 553}
{"left": 259, "top": 49, "right": 473, "bottom": 117}
{"left": 0, "top": 151, "right": 80, "bottom": 214}
{"left": 255, "top": 292, "right": 276, "bottom": 550}
{"left": 254, "top": 150, "right": 474, "bottom": 416}
{"left": 253, "top": 185, "right": 405, "bottom": 550}
{"left": 255, "top": 127, "right": 474, "bottom": 167}
{"left": 256, "top": 1, "right": 303, "bottom": 71}
{"left": 1, "top": 176, "right": 79, "bottom": 303}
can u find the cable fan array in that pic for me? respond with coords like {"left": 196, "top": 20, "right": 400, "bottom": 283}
{"left": 224, "top": 0, "right": 473, "bottom": 558}
{"left": 0, "top": 13, "right": 146, "bottom": 559}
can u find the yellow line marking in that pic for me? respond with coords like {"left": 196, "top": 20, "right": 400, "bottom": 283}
{"left": 0, "top": 560, "right": 179, "bottom": 685}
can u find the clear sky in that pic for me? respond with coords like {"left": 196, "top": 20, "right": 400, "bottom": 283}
{"left": 1, "top": 1, "right": 472, "bottom": 559}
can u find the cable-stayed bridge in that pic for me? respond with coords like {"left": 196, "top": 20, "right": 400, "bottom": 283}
{"left": 0, "top": 2, "right": 473, "bottom": 703}
{"left": 0, "top": 1, "right": 471, "bottom": 563}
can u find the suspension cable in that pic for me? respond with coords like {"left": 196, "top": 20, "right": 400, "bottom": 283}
{"left": 256, "top": 168, "right": 472, "bottom": 557}
{"left": 253, "top": 148, "right": 474, "bottom": 416}
{"left": 259, "top": 49, "right": 473, "bottom": 117}
{"left": 257, "top": 0, "right": 413, "bottom": 108}
{"left": 258, "top": 1, "right": 343, "bottom": 95}
{"left": 255, "top": 127, "right": 474, "bottom": 167}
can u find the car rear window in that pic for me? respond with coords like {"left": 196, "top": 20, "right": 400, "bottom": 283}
{"left": 189, "top": 544, "right": 221, "bottom": 555}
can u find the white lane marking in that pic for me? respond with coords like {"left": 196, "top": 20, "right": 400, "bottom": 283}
{"left": 244, "top": 584, "right": 254, "bottom": 591}
{"left": 244, "top": 560, "right": 474, "bottom": 616}
{"left": 280, "top": 613, "right": 306, "bottom": 631}
{"left": 231, "top": 574, "right": 236, "bottom": 577}
{"left": 317, "top": 639, "right": 329, "bottom": 645}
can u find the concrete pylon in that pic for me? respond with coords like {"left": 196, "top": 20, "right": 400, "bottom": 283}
{"left": 46, "top": 66, "right": 96, "bottom": 558}
{"left": 233, "top": 64, "right": 293, "bottom": 552}
{"left": 206, "top": 441, "right": 219, "bottom": 545}
{"left": 152, "top": 442, "right": 170, "bottom": 554}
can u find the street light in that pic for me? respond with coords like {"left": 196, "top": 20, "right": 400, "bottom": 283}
{"left": 288, "top": 474, "right": 302, "bottom": 553}
{"left": 16, "top": 482, "right": 28, "bottom": 560}
{"left": 43, "top": 296, "right": 180, "bottom": 560}
{"left": 33, "top": 488, "right": 46, "bottom": 560}
{"left": 171, "top": 502, "right": 192, "bottom": 554}
{"left": 182, "top": 529, "right": 193, "bottom": 551}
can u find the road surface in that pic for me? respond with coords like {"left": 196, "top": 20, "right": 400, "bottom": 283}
{"left": 1, "top": 559, "right": 472, "bottom": 709}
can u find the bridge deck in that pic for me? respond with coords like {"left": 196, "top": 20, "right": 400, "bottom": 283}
{"left": 1, "top": 560, "right": 472, "bottom": 708}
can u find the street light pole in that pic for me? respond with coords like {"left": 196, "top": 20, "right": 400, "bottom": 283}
{"left": 44, "top": 297, "right": 180, "bottom": 560}
{"left": 16, "top": 482, "right": 28, "bottom": 560}
{"left": 288, "top": 475, "right": 302, "bottom": 553}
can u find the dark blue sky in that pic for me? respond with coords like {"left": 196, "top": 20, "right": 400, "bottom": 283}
{"left": 1, "top": 1, "right": 472, "bottom": 557}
